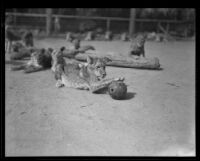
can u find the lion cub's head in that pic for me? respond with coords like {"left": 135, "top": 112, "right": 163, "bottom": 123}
{"left": 50, "top": 47, "right": 65, "bottom": 72}
{"left": 84, "top": 56, "right": 112, "bottom": 80}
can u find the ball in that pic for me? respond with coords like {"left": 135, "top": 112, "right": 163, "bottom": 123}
{"left": 108, "top": 81, "right": 127, "bottom": 100}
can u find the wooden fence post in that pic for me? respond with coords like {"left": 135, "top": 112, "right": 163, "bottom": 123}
{"left": 129, "top": 8, "right": 136, "bottom": 36}
{"left": 13, "top": 8, "right": 17, "bottom": 27}
{"left": 106, "top": 19, "right": 110, "bottom": 31}
{"left": 46, "top": 8, "right": 52, "bottom": 36}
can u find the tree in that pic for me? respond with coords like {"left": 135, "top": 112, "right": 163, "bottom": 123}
{"left": 76, "top": 8, "right": 98, "bottom": 32}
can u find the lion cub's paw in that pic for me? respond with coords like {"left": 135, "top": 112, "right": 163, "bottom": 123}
{"left": 114, "top": 77, "right": 125, "bottom": 81}
{"left": 56, "top": 80, "right": 64, "bottom": 88}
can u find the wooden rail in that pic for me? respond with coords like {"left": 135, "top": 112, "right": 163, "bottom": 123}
{"left": 5, "top": 12, "right": 186, "bottom": 23}
{"left": 5, "top": 12, "right": 188, "bottom": 35}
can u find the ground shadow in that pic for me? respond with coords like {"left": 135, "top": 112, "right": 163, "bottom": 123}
{"left": 110, "top": 92, "right": 136, "bottom": 100}
{"left": 109, "top": 92, "right": 136, "bottom": 101}
{"left": 132, "top": 67, "right": 164, "bottom": 71}
{"left": 124, "top": 92, "right": 136, "bottom": 100}
{"left": 5, "top": 60, "right": 26, "bottom": 66}
{"left": 96, "top": 90, "right": 136, "bottom": 100}
{"left": 157, "top": 67, "right": 164, "bottom": 71}
{"left": 24, "top": 68, "right": 50, "bottom": 74}
{"left": 108, "top": 65, "right": 164, "bottom": 71}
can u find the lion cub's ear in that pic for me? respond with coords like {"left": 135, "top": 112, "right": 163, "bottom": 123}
{"left": 60, "top": 46, "right": 65, "bottom": 52}
{"left": 87, "top": 56, "right": 94, "bottom": 64}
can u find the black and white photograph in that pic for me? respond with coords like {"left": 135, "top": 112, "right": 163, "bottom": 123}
{"left": 4, "top": 8, "right": 195, "bottom": 156}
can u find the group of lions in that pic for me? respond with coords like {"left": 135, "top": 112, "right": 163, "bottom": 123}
{"left": 7, "top": 30, "right": 147, "bottom": 93}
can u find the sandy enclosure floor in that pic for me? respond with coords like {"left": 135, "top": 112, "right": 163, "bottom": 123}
{"left": 5, "top": 39, "right": 195, "bottom": 156}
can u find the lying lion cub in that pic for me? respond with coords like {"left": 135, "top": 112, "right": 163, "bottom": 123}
{"left": 51, "top": 49, "right": 124, "bottom": 93}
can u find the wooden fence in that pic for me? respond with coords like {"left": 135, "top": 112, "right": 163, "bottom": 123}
{"left": 5, "top": 11, "right": 191, "bottom": 36}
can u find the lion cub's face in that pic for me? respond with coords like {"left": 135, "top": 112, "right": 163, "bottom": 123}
{"left": 86, "top": 56, "right": 111, "bottom": 80}
{"left": 50, "top": 48, "right": 65, "bottom": 72}
{"left": 50, "top": 47, "right": 112, "bottom": 80}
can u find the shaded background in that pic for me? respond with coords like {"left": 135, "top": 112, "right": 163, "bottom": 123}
{"left": 5, "top": 8, "right": 195, "bottom": 37}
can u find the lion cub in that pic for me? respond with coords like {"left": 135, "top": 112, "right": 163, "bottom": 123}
{"left": 51, "top": 50, "right": 124, "bottom": 93}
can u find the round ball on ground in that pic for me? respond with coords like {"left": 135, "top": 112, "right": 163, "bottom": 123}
{"left": 108, "top": 81, "right": 127, "bottom": 100}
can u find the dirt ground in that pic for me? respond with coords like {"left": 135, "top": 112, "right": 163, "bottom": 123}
{"left": 5, "top": 38, "right": 195, "bottom": 156}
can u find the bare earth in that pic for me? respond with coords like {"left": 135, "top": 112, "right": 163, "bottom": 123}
{"left": 5, "top": 39, "right": 195, "bottom": 156}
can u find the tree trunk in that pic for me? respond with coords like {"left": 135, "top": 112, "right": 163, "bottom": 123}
{"left": 129, "top": 8, "right": 136, "bottom": 36}
{"left": 46, "top": 8, "right": 52, "bottom": 36}
{"left": 73, "top": 53, "right": 161, "bottom": 70}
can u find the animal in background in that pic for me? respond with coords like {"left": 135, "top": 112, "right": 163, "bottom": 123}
{"left": 5, "top": 26, "right": 34, "bottom": 54}
{"left": 10, "top": 48, "right": 53, "bottom": 73}
{"left": 129, "top": 33, "right": 147, "bottom": 58}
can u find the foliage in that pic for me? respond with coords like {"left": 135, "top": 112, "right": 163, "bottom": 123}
{"left": 6, "top": 8, "right": 195, "bottom": 35}
{"left": 76, "top": 8, "right": 98, "bottom": 32}
{"left": 137, "top": 8, "right": 195, "bottom": 20}
{"left": 7, "top": 8, "right": 195, "bottom": 21}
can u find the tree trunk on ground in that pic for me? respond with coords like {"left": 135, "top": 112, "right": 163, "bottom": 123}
{"left": 72, "top": 52, "right": 161, "bottom": 70}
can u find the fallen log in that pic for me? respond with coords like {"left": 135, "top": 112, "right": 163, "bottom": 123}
{"left": 62, "top": 45, "right": 95, "bottom": 59}
{"left": 74, "top": 53, "right": 161, "bottom": 70}
{"left": 58, "top": 48, "right": 161, "bottom": 70}
{"left": 108, "top": 57, "right": 160, "bottom": 69}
